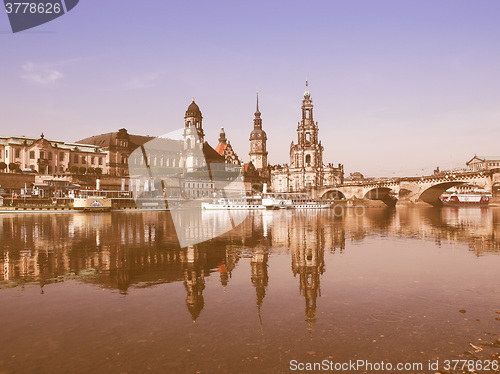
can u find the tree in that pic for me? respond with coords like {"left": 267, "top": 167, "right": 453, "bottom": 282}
{"left": 8, "top": 163, "right": 18, "bottom": 172}
{"left": 87, "top": 167, "right": 95, "bottom": 174}
{"left": 95, "top": 167, "right": 102, "bottom": 176}
{"left": 79, "top": 166, "right": 87, "bottom": 174}
{"left": 70, "top": 166, "right": 79, "bottom": 174}
{"left": 0, "top": 162, "right": 6, "bottom": 172}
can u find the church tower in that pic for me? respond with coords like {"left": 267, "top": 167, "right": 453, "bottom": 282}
{"left": 183, "top": 98, "right": 205, "bottom": 172}
{"left": 184, "top": 98, "right": 204, "bottom": 143}
{"left": 249, "top": 91, "right": 268, "bottom": 171}
{"left": 270, "top": 81, "right": 344, "bottom": 194}
{"left": 290, "top": 80, "right": 324, "bottom": 169}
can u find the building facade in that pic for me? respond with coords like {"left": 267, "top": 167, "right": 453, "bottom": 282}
{"left": 215, "top": 127, "right": 241, "bottom": 166}
{"left": 270, "top": 82, "right": 343, "bottom": 193}
{"left": 466, "top": 156, "right": 500, "bottom": 172}
{"left": 0, "top": 133, "right": 108, "bottom": 175}
{"left": 77, "top": 128, "right": 154, "bottom": 177}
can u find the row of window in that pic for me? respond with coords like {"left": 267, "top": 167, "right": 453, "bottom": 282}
{"left": 73, "top": 155, "right": 104, "bottom": 165}
{"left": 470, "top": 162, "right": 500, "bottom": 170}
{"left": 184, "top": 182, "right": 212, "bottom": 189}
{"left": 3, "top": 148, "right": 104, "bottom": 166}
{"left": 132, "top": 156, "right": 181, "bottom": 168}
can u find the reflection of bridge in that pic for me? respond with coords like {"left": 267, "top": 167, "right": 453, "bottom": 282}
{"left": 318, "top": 170, "right": 500, "bottom": 206}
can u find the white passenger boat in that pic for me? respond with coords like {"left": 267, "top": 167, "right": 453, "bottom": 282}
{"left": 201, "top": 193, "right": 330, "bottom": 210}
{"left": 202, "top": 196, "right": 265, "bottom": 210}
{"left": 262, "top": 195, "right": 293, "bottom": 209}
{"left": 285, "top": 193, "right": 331, "bottom": 209}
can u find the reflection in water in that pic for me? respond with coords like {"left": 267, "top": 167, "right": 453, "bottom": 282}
{"left": 1, "top": 208, "right": 500, "bottom": 373}
{"left": 182, "top": 246, "right": 206, "bottom": 322}
{"left": 2, "top": 208, "right": 500, "bottom": 320}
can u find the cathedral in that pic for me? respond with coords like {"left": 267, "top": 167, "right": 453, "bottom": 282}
{"left": 270, "top": 82, "right": 343, "bottom": 193}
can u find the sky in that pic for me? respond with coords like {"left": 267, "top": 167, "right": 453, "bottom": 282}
{"left": 1, "top": 0, "right": 500, "bottom": 177}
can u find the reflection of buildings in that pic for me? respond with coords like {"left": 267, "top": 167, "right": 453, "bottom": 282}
{"left": 218, "top": 245, "right": 240, "bottom": 288}
{"left": 3, "top": 208, "right": 500, "bottom": 325}
{"left": 292, "top": 235, "right": 324, "bottom": 334}
{"left": 251, "top": 245, "right": 269, "bottom": 332}
{"left": 284, "top": 213, "right": 327, "bottom": 334}
{"left": 181, "top": 246, "right": 206, "bottom": 322}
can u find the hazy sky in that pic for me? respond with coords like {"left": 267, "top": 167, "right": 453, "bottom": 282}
{"left": 1, "top": 0, "right": 499, "bottom": 177}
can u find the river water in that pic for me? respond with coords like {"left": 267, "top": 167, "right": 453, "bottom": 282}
{"left": 0, "top": 207, "right": 499, "bottom": 373}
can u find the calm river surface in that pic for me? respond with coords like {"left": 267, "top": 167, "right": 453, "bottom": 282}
{"left": 1, "top": 207, "right": 499, "bottom": 373}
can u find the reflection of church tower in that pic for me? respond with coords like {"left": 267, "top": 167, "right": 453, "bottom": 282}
{"left": 181, "top": 246, "right": 206, "bottom": 322}
{"left": 291, "top": 223, "right": 325, "bottom": 337}
{"left": 249, "top": 91, "right": 268, "bottom": 171}
{"left": 251, "top": 246, "right": 269, "bottom": 334}
{"left": 218, "top": 245, "right": 239, "bottom": 288}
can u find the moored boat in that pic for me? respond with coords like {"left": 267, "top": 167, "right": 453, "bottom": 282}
{"left": 202, "top": 196, "right": 265, "bottom": 210}
{"left": 73, "top": 196, "right": 112, "bottom": 211}
{"left": 441, "top": 193, "right": 490, "bottom": 206}
{"left": 201, "top": 193, "right": 330, "bottom": 210}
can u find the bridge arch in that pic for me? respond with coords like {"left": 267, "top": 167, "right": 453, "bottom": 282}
{"left": 364, "top": 187, "right": 397, "bottom": 207}
{"left": 399, "top": 188, "right": 412, "bottom": 199}
{"left": 492, "top": 183, "right": 500, "bottom": 197}
{"left": 418, "top": 181, "right": 466, "bottom": 206}
{"left": 321, "top": 189, "right": 346, "bottom": 200}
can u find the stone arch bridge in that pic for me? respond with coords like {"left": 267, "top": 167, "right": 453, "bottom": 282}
{"left": 317, "top": 170, "right": 500, "bottom": 206}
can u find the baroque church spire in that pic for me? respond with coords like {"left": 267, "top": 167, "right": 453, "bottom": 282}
{"left": 256, "top": 90, "right": 260, "bottom": 111}
{"left": 249, "top": 90, "right": 268, "bottom": 171}
{"left": 304, "top": 79, "right": 310, "bottom": 98}
{"left": 254, "top": 90, "right": 261, "bottom": 121}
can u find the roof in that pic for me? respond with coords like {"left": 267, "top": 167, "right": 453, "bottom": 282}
{"left": 203, "top": 142, "right": 225, "bottom": 163}
{"left": 138, "top": 136, "right": 183, "bottom": 153}
{"left": 215, "top": 142, "right": 227, "bottom": 155}
{"left": 185, "top": 100, "right": 202, "bottom": 118}
{"left": 249, "top": 128, "right": 267, "bottom": 140}
{"left": 467, "top": 156, "right": 500, "bottom": 164}
{"left": 77, "top": 130, "right": 154, "bottom": 151}
{"left": 0, "top": 136, "right": 104, "bottom": 154}
{"left": 244, "top": 162, "right": 256, "bottom": 173}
